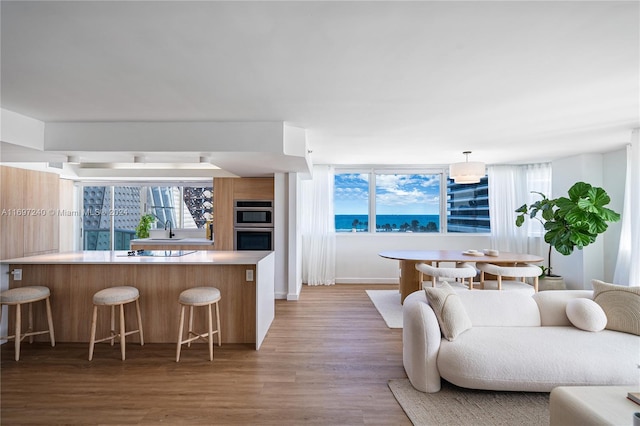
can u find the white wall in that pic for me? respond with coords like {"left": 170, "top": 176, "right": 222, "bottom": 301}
{"left": 603, "top": 148, "right": 627, "bottom": 281}
{"left": 336, "top": 233, "right": 491, "bottom": 283}
{"left": 274, "top": 173, "right": 287, "bottom": 299}
{"left": 277, "top": 172, "right": 304, "bottom": 300}
{"left": 287, "top": 173, "right": 303, "bottom": 300}
{"left": 551, "top": 151, "right": 626, "bottom": 289}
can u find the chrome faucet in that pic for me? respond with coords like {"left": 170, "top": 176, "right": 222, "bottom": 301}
{"left": 165, "top": 220, "right": 175, "bottom": 238}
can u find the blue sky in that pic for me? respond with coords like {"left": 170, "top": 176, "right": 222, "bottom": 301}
{"left": 334, "top": 173, "right": 440, "bottom": 215}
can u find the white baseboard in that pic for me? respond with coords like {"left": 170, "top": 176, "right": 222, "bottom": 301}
{"left": 335, "top": 278, "right": 399, "bottom": 284}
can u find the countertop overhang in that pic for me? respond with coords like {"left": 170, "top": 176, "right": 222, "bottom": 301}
{"left": 2, "top": 250, "right": 272, "bottom": 265}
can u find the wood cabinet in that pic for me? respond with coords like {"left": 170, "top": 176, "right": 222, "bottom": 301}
{"left": 0, "top": 166, "right": 25, "bottom": 259}
{"left": 0, "top": 166, "right": 60, "bottom": 260}
{"left": 213, "top": 177, "right": 274, "bottom": 250}
{"left": 213, "top": 178, "right": 235, "bottom": 251}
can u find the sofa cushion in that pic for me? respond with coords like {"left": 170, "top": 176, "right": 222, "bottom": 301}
{"left": 566, "top": 298, "right": 607, "bottom": 332}
{"left": 592, "top": 280, "right": 640, "bottom": 336}
{"left": 437, "top": 326, "right": 639, "bottom": 392}
{"left": 456, "top": 290, "right": 541, "bottom": 327}
{"left": 532, "top": 290, "right": 593, "bottom": 326}
{"left": 424, "top": 282, "right": 472, "bottom": 341}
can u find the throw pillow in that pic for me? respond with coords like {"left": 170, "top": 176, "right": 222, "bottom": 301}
{"left": 424, "top": 281, "right": 472, "bottom": 341}
{"left": 566, "top": 298, "right": 607, "bottom": 332}
{"left": 592, "top": 279, "right": 640, "bottom": 336}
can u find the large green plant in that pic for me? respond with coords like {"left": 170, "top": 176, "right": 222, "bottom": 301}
{"left": 135, "top": 214, "right": 156, "bottom": 238}
{"left": 515, "top": 181, "right": 620, "bottom": 276}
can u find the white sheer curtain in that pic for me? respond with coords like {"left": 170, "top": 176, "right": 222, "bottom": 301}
{"left": 300, "top": 165, "right": 336, "bottom": 285}
{"left": 488, "top": 163, "right": 551, "bottom": 260}
{"left": 614, "top": 130, "right": 640, "bottom": 286}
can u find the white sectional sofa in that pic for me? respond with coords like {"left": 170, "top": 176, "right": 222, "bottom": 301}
{"left": 403, "top": 287, "right": 640, "bottom": 393}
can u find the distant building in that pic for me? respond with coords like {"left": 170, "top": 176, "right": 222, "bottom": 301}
{"left": 446, "top": 177, "right": 490, "bottom": 233}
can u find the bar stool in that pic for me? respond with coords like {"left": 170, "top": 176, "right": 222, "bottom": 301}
{"left": 89, "top": 286, "right": 144, "bottom": 361}
{"left": 476, "top": 262, "right": 540, "bottom": 292}
{"left": 0, "top": 286, "right": 55, "bottom": 361}
{"left": 415, "top": 262, "right": 478, "bottom": 290}
{"left": 176, "top": 287, "right": 221, "bottom": 362}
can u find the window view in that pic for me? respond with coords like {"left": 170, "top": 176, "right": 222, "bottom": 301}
{"left": 446, "top": 177, "right": 490, "bottom": 233}
{"left": 81, "top": 184, "right": 213, "bottom": 250}
{"left": 335, "top": 170, "right": 490, "bottom": 234}
{"left": 148, "top": 186, "right": 181, "bottom": 231}
{"left": 334, "top": 172, "right": 441, "bottom": 233}
{"left": 334, "top": 173, "right": 369, "bottom": 232}
{"left": 82, "top": 186, "right": 141, "bottom": 250}
{"left": 375, "top": 173, "right": 440, "bottom": 232}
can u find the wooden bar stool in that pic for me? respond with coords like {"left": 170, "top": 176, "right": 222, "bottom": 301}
{"left": 0, "top": 286, "right": 55, "bottom": 361}
{"left": 89, "top": 286, "right": 144, "bottom": 361}
{"left": 176, "top": 287, "right": 221, "bottom": 362}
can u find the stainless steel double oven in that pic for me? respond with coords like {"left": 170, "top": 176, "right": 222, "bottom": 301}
{"left": 233, "top": 200, "right": 273, "bottom": 250}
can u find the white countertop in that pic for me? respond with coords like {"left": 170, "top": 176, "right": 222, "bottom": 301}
{"left": 2, "top": 250, "right": 272, "bottom": 265}
{"left": 130, "top": 237, "right": 214, "bottom": 246}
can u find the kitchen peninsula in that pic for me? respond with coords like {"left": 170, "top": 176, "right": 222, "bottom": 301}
{"left": 2, "top": 250, "right": 274, "bottom": 349}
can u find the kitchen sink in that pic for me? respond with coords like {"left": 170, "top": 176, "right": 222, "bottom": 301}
{"left": 150, "top": 238, "right": 183, "bottom": 241}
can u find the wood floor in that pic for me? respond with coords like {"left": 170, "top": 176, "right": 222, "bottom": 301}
{"left": 1, "top": 284, "right": 411, "bottom": 425}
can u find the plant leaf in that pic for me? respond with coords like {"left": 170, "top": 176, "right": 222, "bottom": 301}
{"left": 599, "top": 207, "right": 621, "bottom": 222}
{"left": 589, "top": 187, "right": 611, "bottom": 207}
{"left": 568, "top": 182, "right": 591, "bottom": 201}
{"left": 587, "top": 215, "right": 608, "bottom": 234}
{"left": 564, "top": 207, "right": 588, "bottom": 224}
{"left": 569, "top": 227, "right": 595, "bottom": 247}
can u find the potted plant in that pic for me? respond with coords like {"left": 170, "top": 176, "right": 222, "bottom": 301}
{"left": 515, "top": 181, "right": 620, "bottom": 288}
{"left": 135, "top": 214, "right": 157, "bottom": 239}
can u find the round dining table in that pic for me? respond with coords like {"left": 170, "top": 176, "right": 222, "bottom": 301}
{"left": 378, "top": 250, "right": 544, "bottom": 303}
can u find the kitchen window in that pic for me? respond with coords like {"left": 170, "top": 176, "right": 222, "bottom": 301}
{"left": 80, "top": 183, "right": 212, "bottom": 250}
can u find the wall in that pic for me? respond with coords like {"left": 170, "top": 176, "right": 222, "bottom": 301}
{"left": 273, "top": 173, "right": 287, "bottom": 299}
{"left": 551, "top": 151, "right": 626, "bottom": 289}
{"left": 287, "top": 173, "right": 303, "bottom": 300}
{"left": 59, "top": 179, "right": 76, "bottom": 252}
{"left": 603, "top": 149, "right": 627, "bottom": 281}
{"left": 336, "top": 233, "right": 491, "bottom": 283}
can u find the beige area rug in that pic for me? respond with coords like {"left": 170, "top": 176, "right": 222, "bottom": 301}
{"left": 366, "top": 289, "right": 402, "bottom": 328}
{"left": 388, "top": 379, "right": 550, "bottom": 426}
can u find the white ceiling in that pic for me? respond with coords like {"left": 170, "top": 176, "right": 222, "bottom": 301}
{"left": 1, "top": 1, "right": 638, "bottom": 175}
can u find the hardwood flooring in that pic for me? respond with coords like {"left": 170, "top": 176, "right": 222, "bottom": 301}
{"left": 1, "top": 284, "right": 411, "bottom": 425}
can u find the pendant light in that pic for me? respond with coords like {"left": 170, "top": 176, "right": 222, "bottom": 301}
{"left": 449, "top": 151, "right": 485, "bottom": 184}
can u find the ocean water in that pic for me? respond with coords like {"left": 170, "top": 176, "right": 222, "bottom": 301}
{"left": 336, "top": 214, "right": 439, "bottom": 232}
